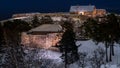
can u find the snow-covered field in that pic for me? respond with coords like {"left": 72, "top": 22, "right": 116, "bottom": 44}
{"left": 24, "top": 40, "right": 120, "bottom": 68}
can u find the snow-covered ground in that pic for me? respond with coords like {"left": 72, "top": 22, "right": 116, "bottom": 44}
{"left": 24, "top": 40, "right": 120, "bottom": 68}
{"left": 75, "top": 40, "right": 120, "bottom": 68}
{"left": 77, "top": 40, "right": 120, "bottom": 65}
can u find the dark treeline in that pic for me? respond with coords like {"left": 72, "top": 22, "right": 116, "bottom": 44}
{"left": 0, "top": 16, "right": 42, "bottom": 68}
{"left": 83, "top": 13, "right": 120, "bottom": 62}
{"left": 56, "top": 21, "right": 79, "bottom": 68}
{"left": 0, "top": 15, "right": 60, "bottom": 68}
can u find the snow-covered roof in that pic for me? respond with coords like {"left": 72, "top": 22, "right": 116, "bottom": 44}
{"left": 51, "top": 17, "right": 62, "bottom": 21}
{"left": 70, "top": 5, "right": 95, "bottom": 12}
{"left": 13, "top": 17, "right": 29, "bottom": 20}
{"left": 28, "top": 24, "right": 63, "bottom": 34}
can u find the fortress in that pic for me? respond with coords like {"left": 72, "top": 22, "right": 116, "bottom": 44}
{"left": 70, "top": 5, "right": 106, "bottom": 17}
{"left": 12, "top": 5, "right": 106, "bottom": 18}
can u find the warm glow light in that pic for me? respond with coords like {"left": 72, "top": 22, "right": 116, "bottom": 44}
{"left": 78, "top": 12, "right": 84, "bottom": 15}
{"left": 21, "top": 32, "right": 63, "bottom": 49}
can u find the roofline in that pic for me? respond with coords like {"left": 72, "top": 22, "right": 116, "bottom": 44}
{"left": 27, "top": 31, "right": 63, "bottom": 35}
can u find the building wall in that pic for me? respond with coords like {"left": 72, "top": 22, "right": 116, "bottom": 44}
{"left": 84, "top": 11, "right": 93, "bottom": 16}
{"left": 70, "top": 8, "right": 106, "bottom": 17}
{"left": 95, "top": 9, "right": 106, "bottom": 17}
{"left": 21, "top": 32, "right": 63, "bottom": 49}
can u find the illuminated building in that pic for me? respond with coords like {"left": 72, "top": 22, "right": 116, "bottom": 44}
{"left": 70, "top": 5, "right": 106, "bottom": 17}
{"left": 21, "top": 24, "right": 63, "bottom": 49}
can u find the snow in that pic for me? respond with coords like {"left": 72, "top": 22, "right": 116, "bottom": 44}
{"left": 75, "top": 40, "right": 120, "bottom": 68}
{"left": 76, "top": 40, "right": 120, "bottom": 65}
{"left": 28, "top": 24, "right": 62, "bottom": 33}
{"left": 36, "top": 49, "right": 62, "bottom": 61}
{"left": 109, "top": 65, "right": 117, "bottom": 68}
{"left": 24, "top": 48, "right": 62, "bottom": 62}
{"left": 23, "top": 47, "right": 64, "bottom": 68}
{"left": 101, "top": 64, "right": 118, "bottom": 68}
{"left": 76, "top": 40, "right": 98, "bottom": 53}
{"left": 51, "top": 17, "right": 63, "bottom": 21}
{"left": 13, "top": 17, "right": 29, "bottom": 19}
{"left": 23, "top": 40, "right": 120, "bottom": 68}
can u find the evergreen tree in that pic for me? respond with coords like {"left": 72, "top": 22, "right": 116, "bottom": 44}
{"left": 32, "top": 15, "right": 41, "bottom": 28}
{"left": 83, "top": 14, "right": 120, "bottom": 62}
{"left": 2, "top": 19, "right": 31, "bottom": 67}
{"left": 0, "top": 22, "right": 4, "bottom": 45}
{"left": 0, "top": 22, "right": 6, "bottom": 67}
{"left": 105, "top": 14, "right": 120, "bottom": 61}
{"left": 57, "top": 21, "right": 79, "bottom": 68}
{"left": 83, "top": 18, "right": 111, "bottom": 62}
{"left": 40, "top": 15, "right": 53, "bottom": 24}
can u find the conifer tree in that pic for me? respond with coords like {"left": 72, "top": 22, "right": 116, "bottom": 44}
{"left": 57, "top": 21, "right": 79, "bottom": 68}
{"left": 32, "top": 15, "right": 41, "bottom": 28}
{"left": 2, "top": 19, "right": 31, "bottom": 67}
{"left": 40, "top": 15, "right": 53, "bottom": 24}
{"left": 83, "top": 14, "right": 120, "bottom": 62}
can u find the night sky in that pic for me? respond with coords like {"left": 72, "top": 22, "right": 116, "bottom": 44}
{"left": 0, "top": 0, "right": 120, "bottom": 20}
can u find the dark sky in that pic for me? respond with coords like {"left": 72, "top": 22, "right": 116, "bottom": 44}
{"left": 0, "top": 0, "right": 120, "bottom": 20}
